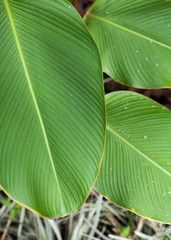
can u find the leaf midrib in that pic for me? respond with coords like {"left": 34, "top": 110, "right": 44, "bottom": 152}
{"left": 3, "top": 0, "right": 64, "bottom": 203}
{"left": 87, "top": 13, "right": 171, "bottom": 50}
{"left": 106, "top": 126, "right": 171, "bottom": 177}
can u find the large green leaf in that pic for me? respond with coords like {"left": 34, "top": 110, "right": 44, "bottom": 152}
{"left": 0, "top": 0, "right": 105, "bottom": 218}
{"left": 85, "top": 0, "right": 171, "bottom": 88}
{"left": 95, "top": 91, "right": 171, "bottom": 223}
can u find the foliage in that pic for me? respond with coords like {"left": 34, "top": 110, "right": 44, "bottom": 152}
{"left": 0, "top": 0, "right": 171, "bottom": 224}
{"left": 85, "top": 0, "right": 171, "bottom": 88}
{"left": 95, "top": 91, "right": 171, "bottom": 223}
{"left": 0, "top": 0, "right": 105, "bottom": 218}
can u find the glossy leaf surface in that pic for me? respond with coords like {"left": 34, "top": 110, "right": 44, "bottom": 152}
{"left": 85, "top": 0, "right": 171, "bottom": 88}
{"left": 0, "top": 0, "right": 105, "bottom": 218}
{"left": 95, "top": 91, "right": 171, "bottom": 223}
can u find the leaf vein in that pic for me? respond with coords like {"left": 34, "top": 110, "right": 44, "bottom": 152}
{"left": 107, "top": 126, "right": 171, "bottom": 176}
{"left": 3, "top": 0, "right": 64, "bottom": 206}
{"left": 87, "top": 13, "right": 171, "bottom": 50}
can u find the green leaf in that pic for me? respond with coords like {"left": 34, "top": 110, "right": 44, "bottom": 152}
{"left": 95, "top": 91, "right": 171, "bottom": 223}
{"left": 117, "top": 226, "right": 130, "bottom": 238}
{"left": 122, "top": 226, "right": 130, "bottom": 238}
{"left": 0, "top": 0, "right": 105, "bottom": 218}
{"left": 85, "top": 0, "right": 171, "bottom": 88}
{"left": 0, "top": 199, "right": 11, "bottom": 207}
{"left": 9, "top": 209, "right": 16, "bottom": 220}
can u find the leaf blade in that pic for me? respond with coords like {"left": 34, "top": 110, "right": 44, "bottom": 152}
{"left": 0, "top": 0, "right": 105, "bottom": 218}
{"left": 85, "top": 0, "right": 171, "bottom": 88}
{"left": 95, "top": 91, "right": 171, "bottom": 223}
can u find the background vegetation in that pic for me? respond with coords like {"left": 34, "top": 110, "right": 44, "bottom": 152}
{"left": 1, "top": 188, "right": 171, "bottom": 239}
